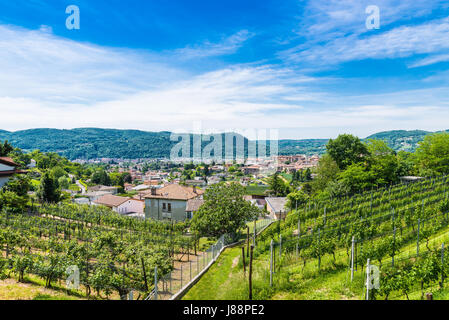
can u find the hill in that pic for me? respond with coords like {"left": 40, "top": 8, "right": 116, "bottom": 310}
{"left": 0, "top": 128, "right": 446, "bottom": 160}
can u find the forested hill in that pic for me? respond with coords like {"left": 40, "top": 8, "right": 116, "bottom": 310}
{"left": 0, "top": 128, "right": 446, "bottom": 160}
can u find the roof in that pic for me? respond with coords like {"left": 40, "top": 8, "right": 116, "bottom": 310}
{"left": 0, "top": 157, "right": 19, "bottom": 167}
{"left": 266, "top": 197, "right": 287, "bottom": 213}
{"left": 88, "top": 185, "right": 119, "bottom": 192}
{"left": 94, "top": 194, "right": 130, "bottom": 207}
{"left": 186, "top": 199, "right": 205, "bottom": 212}
{"left": 144, "top": 184, "right": 204, "bottom": 201}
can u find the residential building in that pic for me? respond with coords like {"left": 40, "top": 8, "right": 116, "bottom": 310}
{"left": 94, "top": 194, "right": 144, "bottom": 214}
{"left": 266, "top": 197, "right": 288, "bottom": 220}
{"left": 0, "top": 157, "right": 21, "bottom": 188}
{"left": 144, "top": 184, "right": 204, "bottom": 221}
{"left": 185, "top": 199, "right": 205, "bottom": 220}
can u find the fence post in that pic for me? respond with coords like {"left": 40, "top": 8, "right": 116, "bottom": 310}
{"left": 246, "top": 226, "right": 250, "bottom": 258}
{"left": 254, "top": 219, "right": 257, "bottom": 247}
{"left": 417, "top": 219, "right": 420, "bottom": 257}
{"left": 270, "top": 240, "right": 273, "bottom": 287}
{"left": 392, "top": 228, "right": 396, "bottom": 267}
{"left": 279, "top": 235, "right": 282, "bottom": 260}
{"left": 249, "top": 245, "right": 254, "bottom": 300}
{"left": 180, "top": 264, "right": 183, "bottom": 288}
{"left": 154, "top": 266, "right": 158, "bottom": 301}
{"left": 318, "top": 228, "right": 321, "bottom": 271}
{"left": 351, "top": 236, "right": 355, "bottom": 282}
{"left": 242, "top": 247, "right": 246, "bottom": 273}
{"left": 297, "top": 218, "right": 301, "bottom": 239}
{"left": 442, "top": 243, "right": 445, "bottom": 289}
{"left": 366, "top": 259, "right": 370, "bottom": 301}
{"left": 190, "top": 260, "right": 192, "bottom": 281}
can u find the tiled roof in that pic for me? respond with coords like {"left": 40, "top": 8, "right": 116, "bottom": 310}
{"left": 94, "top": 194, "right": 130, "bottom": 207}
{"left": 186, "top": 199, "right": 204, "bottom": 212}
{"left": 144, "top": 184, "right": 204, "bottom": 200}
{"left": 0, "top": 157, "right": 19, "bottom": 167}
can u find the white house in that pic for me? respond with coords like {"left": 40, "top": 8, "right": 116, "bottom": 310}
{"left": 0, "top": 157, "right": 21, "bottom": 188}
{"left": 94, "top": 194, "right": 144, "bottom": 215}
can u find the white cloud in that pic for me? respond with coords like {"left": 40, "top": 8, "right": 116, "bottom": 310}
{"left": 170, "top": 30, "right": 254, "bottom": 60}
{"left": 283, "top": 17, "right": 449, "bottom": 65}
{"left": 408, "top": 53, "right": 449, "bottom": 68}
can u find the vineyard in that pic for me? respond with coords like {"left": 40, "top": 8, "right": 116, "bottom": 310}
{"left": 0, "top": 204, "right": 197, "bottom": 300}
{"left": 184, "top": 176, "right": 449, "bottom": 300}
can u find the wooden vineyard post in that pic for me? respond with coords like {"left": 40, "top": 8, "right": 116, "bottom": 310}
{"left": 242, "top": 247, "right": 246, "bottom": 273}
{"left": 246, "top": 226, "right": 250, "bottom": 258}
{"left": 297, "top": 217, "right": 301, "bottom": 239}
{"left": 351, "top": 236, "right": 355, "bottom": 282}
{"left": 249, "top": 245, "right": 254, "bottom": 300}
{"left": 141, "top": 258, "right": 149, "bottom": 292}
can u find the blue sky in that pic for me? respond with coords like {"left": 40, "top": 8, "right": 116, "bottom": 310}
{"left": 1, "top": 0, "right": 449, "bottom": 139}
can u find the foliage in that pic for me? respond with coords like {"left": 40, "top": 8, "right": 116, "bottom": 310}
{"left": 191, "top": 182, "right": 260, "bottom": 238}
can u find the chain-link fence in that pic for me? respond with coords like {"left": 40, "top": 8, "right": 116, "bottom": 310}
{"left": 147, "top": 217, "right": 274, "bottom": 300}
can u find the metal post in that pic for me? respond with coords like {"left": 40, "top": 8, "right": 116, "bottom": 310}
{"left": 297, "top": 218, "right": 301, "bottom": 239}
{"left": 351, "top": 236, "right": 355, "bottom": 282}
{"left": 270, "top": 240, "right": 273, "bottom": 287}
{"left": 366, "top": 259, "right": 370, "bottom": 301}
{"left": 318, "top": 228, "right": 321, "bottom": 270}
{"left": 417, "top": 219, "right": 420, "bottom": 257}
{"left": 392, "top": 228, "right": 396, "bottom": 267}
{"left": 180, "top": 264, "right": 183, "bottom": 288}
{"left": 279, "top": 235, "right": 282, "bottom": 260}
{"left": 442, "top": 243, "right": 445, "bottom": 288}
{"left": 154, "top": 266, "right": 158, "bottom": 300}
{"left": 190, "top": 260, "right": 192, "bottom": 281}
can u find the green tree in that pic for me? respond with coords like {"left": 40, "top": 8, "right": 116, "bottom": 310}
{"left": 0, "top": 140, "right": 13, "bottom": 157}
{"left": 268, "top": 172, "right": 289, "bottom": 197}
{"left": 91, "top": 169, "right": 111, "bottom": 186}
{"left": 285, "top": 190, "right": 309, "bottom": 211}
{"left": 191, "top": 182, "right": 260, "bottom": 238}
{"left": 38, "top": 171, "right": 61, "bottom": 203}
{"left": 415, "top": 132, "right": 449, "bottom": 176}
{"left": 327, "top": 134, "right": 369, "bottom": 170}
{"left": 312, "top": 154, "right": 340, "bottom": 193}
{"left": 366, "top": 139, "right": 400, "bottom": 186}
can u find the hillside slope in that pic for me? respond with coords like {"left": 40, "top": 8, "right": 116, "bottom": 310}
{"left": 0, "top": 128, "right": 446, "bottom": 160}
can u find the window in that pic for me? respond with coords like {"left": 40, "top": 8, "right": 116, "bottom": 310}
{"left": 186, "top": 211, "right": 192, "bottom": 220}
{"left": 167, "top": 203, "right": 172, "bottom": 212}
{"left": 162, "top": 203, "right": 167, "bottom": 211}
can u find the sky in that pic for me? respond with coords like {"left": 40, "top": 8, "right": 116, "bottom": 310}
{"left": 1, "top": 0, "right": 449, "bottom": 139}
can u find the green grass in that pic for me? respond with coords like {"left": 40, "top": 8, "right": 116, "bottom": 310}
{"left": 183, "top": 218, "right": 449, "bottom": 300}
{"left": 245, "top": 185, "right": 268, "bottom": 196}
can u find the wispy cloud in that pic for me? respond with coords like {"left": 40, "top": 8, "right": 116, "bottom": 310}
{"left": 282, "top": 16, "right": 449, "bottom": 66}
{"left": 170, "top": 30, "right": 254, "bottom": 60}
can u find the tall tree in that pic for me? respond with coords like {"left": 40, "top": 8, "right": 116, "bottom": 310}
{"left": 327, "top": 134, "right": 369, "bottom": 170}
{"left": 38, "top": 172, "right": 61, "bottom": 203}
{"left": 415, "top": 132, "right": 449, "bottom": 176}
{"left": 0, "top": 141, "right": 13, "bottom": 157}
{"left": 191, "top": 182, "right": 260, "bottom": 238}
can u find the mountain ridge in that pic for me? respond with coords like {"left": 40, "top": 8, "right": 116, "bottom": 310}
{"left": 0, "top": 128, "right": 446, "bottom": 160}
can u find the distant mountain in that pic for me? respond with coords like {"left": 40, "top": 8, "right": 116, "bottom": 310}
{"left": 0, "top": 128, "right": 446, "bottom": 160}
